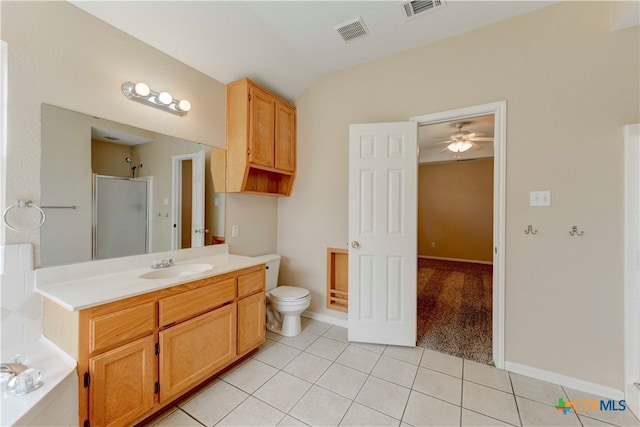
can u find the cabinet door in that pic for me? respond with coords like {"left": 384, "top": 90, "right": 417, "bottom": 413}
{"left": 275, "top": 102, "right": 296, "bottom": 172}
{"left": 249, "top": 85, "right": 275, "bottom": 168}
{"left": 89, "top": 335, "right": 155, "bottom": 427}
{"left": 237, "top": 291, "right": 266, "bottom": 355}
{"left": 159, "top": 303, "right": 236, "bottom": 402}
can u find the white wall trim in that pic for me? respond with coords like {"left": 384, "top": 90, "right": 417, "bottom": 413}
{"left": 505, "top": 361, "right": 625, "bottom": 401}
{"left": 418, "top": 255, "right": 493, "bottom": 265}
{"left": 0, "top": 41, "right": 7, "bottom": 250}
{"left": 302, "top": 311, "right": 348, "bottom": 328}
{"left": 410, "top": 100, "right": 507, "bottom": 369}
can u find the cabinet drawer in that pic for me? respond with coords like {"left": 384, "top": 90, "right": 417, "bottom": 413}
{"left": 237, "top": 269, "right": 265, "bottom": 298}
{"left": 159, "top": 278, "right": 235, "bottom": 327}
{"left": 89, "top": 302, "right": 155, "bottom": 353}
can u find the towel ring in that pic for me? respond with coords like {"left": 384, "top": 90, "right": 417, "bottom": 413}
{"left": 2, "top": 200, "right": 46, "bottom": 232}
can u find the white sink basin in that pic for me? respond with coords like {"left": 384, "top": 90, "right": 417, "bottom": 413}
{"left": 139, "top": 263, "right": 214, "bottom": 280}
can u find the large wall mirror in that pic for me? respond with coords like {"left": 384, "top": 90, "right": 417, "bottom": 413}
{"left": 40, "top": 104, "right": 226, "bottom": 267}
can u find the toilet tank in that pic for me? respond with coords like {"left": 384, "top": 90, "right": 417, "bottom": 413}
{"left": 253, "top": 254, "right": 281, "bottom": 291}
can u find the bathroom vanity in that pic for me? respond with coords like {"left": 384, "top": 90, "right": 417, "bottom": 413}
{"left": 36, "top": 247, "right": 266, "bottom": 427}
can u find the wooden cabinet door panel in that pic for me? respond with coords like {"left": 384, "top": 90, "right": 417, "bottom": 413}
{"left": 89, "top": 335, "right": 155, "bottom": 427}
{"left": 275, "top": 102, "right": 296, "bottom": 172}
{"left": 237, "top": 291, "right": 265, "bottom": 355}
{"left": 159, "top": 303, "right": 236, "bottom": 402}
{"left": 249, "top": 86, "right": 275, "bottom": 168}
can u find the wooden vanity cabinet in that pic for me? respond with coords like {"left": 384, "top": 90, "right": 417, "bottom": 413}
{"left": 227, "top": 78, "right": 296, "bottom": 196}
{"left": 42, "top": 264, "right": 266, "bottom": 427}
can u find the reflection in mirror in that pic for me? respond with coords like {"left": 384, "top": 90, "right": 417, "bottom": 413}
{"left": 40, "top": 104, "right": 226, "bottom": 267}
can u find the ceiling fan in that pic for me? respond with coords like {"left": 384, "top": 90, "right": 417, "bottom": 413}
{"left": 435, "top": 122, "right": 494, "bottom": 153}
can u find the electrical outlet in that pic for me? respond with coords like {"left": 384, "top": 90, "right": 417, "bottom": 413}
{"left": 431, "top": 242, "right": 436, "bottom": 248}
{"left": 231, "top": 225, "right": 239, "bottom": 238}
{"left": 530, "top": 191, "right": 551, "bottom": 207}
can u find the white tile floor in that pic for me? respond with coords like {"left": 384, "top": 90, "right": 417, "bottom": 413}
{"left": 147, "top": 319, "right": 640, "bottom": 427}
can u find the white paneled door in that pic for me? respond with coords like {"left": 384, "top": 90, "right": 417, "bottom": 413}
{"left": 348, "top": 122, "right": 418, "bottom": 346}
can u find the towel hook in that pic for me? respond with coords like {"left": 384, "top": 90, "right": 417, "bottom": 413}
{"left": 569, "top": 226, "right": 584, "bottom": 236}
{"left": 2, "top": 200, "right": 46, "bottom": 232}
{"left": 524, "top": 225, "right": 537, "bottom": 235}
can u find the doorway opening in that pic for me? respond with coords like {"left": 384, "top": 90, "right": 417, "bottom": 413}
{"left": 411, "top": 101, "right": 506, "bottom": 368}
{"left": 171, "top": 151, "right": 206, "bottom": 250}
{"left": 416, "top": 115, "right": 494, "bottom": 365}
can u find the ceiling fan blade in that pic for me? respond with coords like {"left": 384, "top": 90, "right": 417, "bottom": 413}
{"left": 440, "top": 147, "right": 450, "bottom": 153}
{"left": 432, "top": 140, "right": 454, "bottom": 145}
{"left": 471, "top": 142, "right": 483, "bottom": 150}
{"left": 469, "top": 137, "right": 494, "bottom": 142}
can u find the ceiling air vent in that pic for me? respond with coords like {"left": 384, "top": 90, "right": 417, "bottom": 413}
{"left": 403, "top": 0, "right": 445, "bottom": 18}
{"left": 335, "top": 16, "right": 369, "bottom": 42}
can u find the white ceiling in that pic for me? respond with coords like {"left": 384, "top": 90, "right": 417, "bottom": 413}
{"left": 70, "top": 1, "right": 554, "bottom": 101}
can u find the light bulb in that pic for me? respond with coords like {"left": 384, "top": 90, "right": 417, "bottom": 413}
{"left": 158, "top": 91, "right": 173, "bottom": 105}
{"left": 134, "top": 82, "right": 150, "bottom": 97}
{"left": 177, "top": 99, "right": 191, "bottom": 112}
{"left": 447, "top": 141, "right": 472, "bottom": 153}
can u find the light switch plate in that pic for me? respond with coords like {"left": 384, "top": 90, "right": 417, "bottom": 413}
{"left": 530, "top": 191, "right": 551, "bottom": 207}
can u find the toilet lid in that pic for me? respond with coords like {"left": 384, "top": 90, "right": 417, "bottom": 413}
{"left": 269, "top": 286, "right": 310, "bottom": 301}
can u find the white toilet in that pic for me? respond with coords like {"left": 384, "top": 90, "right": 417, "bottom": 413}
{"left": 254, "top": 254, "right": 311, "bottom": 337}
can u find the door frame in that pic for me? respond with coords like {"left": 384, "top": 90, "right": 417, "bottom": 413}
{"left": 171, "top": 151, "right": 205, "bottom": 250}
{"left": 410, "top": 100, "right": 506, "bottom": 368}
{"left": 624, "top": 123, "right": 640, "bottom": 417}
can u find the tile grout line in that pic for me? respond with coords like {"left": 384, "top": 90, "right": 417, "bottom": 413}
{"left": 507, "top": 371, "right": 524, "bottom": 427}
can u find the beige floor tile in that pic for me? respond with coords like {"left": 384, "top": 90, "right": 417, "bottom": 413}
{"left": 563, "top": 388, "right": 640, "bottom": 426}
{"left": 217, "top": 396, "right": 285, "bottom": 426}
{"left": 412, "top": 367, "right": 462, "bottom": 405}
{"left": 355, "top": 376, "right": 410, "bottom": 420}
{"left": 509, "top": 372, "right": 564, "bottom": 406}
{"left": 402, "top": 390, "right": 460, "bottom": 427}
{"left": 462, "top": 381, "right": 520, "bottom": 426}
{"left": 323, "top": 325, "right": 349, "bottom": 343}
{"left": 463, "top": 360, "right": 512, "bottom": 392}
{"left": 278, "top": 415, "right": 310, "bottom": 426}
{"left": 222, "top": 358, "right": 278, "bottom": 394}
{"left": 254, "top": 371, "right": 312, "bottom": 413}
{"left": 305, "top": 336, "right": 348, "bottom": 361}
{"left": 151, "top": 408, "right": 201, "bottom": 426}
{"left": 277, "top": 331, "right": 320, "bottom": 350}
{"left": 340, "top": 402, "right": 400, "bottom": 426}
{"left": 351, "top": 341, "right": 387, "bottom": 354}
{"left": 283, "top": 351, "right": 332, "bottom": 383}
{"left": 317, "top": 363, "right": 368, "bottom": 399}
{"left": 252, "top": 342, "right": 301, "bottom": 369}
{"left": 383, "top": 346, "right": 424, "bottom": 366}
{"left": 336, "top": 345, "right": 381, "bottom": 373}
{"left": 517, "top": 396, "right": 581, "bottom": 426}
{"left": 461, "top": 409, "right": 515, "bottom": 426}
{"left": 300, "top": 319, "right": 333, "bottom": 336}
{"left": 266, "top": 331, "right": 282, "bottom": 342}
{"left": 420, "top": 349, "right": 463, "bottom": 378}
{"left": 578, "top": 414, "right": 620, "bottom": 426}
{"left": 290, "top": 385, "right": 352, "bottom": 427}
{"left": 371, "top": 356, "right": 418, "bottom": 388}
{"left": 178, "top": 380, "right": 248, "bottom": 426}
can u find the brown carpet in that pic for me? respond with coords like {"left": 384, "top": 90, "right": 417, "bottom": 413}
{"left": 417, "top": 258, "right": 493, "bottom": 365}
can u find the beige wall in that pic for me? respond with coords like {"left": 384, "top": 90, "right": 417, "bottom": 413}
{"left": 1, "top": 2, "right": 277, "bottom": 261}
{"left": 280, "top": 1, "right": 639, "bottom": 390}
{"left": 418, "top": 159, "right": 493, "bottom": 262}
{"left": 91, "top": 140, "right": 132, "bottom": 177}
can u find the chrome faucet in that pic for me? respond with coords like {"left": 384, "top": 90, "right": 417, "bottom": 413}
{"left": 151, "top": 258, "right": 175, "bottom": 269}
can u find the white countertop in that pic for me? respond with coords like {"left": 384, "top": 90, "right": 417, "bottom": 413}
{"left": 35, "top": 246, "right": 265, "bottom": 311}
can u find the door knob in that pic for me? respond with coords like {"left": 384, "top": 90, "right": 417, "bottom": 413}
{"left": 351, "top": 241, "right": 360, "bottom": 249}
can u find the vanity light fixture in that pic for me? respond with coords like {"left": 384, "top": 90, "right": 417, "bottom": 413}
{"left": 121, "top": 81, "right": 191, "bottom": 115}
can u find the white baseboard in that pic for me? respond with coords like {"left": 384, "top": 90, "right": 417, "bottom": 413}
{"left": 504, "top": 361, "right": 624, "bottom": 401}
{"left": 302, "top": 311, "right": 348, "bottom": 328}
{"left": 418, "top": 255, "right": 493, "bottom": 265}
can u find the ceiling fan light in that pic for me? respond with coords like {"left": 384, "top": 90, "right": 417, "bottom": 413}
{"left": 447, "top": 141, "right": 472, "bottom": 153}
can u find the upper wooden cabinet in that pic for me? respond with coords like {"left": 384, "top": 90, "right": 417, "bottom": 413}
{"left": 227, "top": 78, "right": 296, "bottom": 196}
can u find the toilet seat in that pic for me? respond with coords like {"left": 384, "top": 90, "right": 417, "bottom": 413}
{"left": 268, "top": 286, "right": 310, "bottom": 301}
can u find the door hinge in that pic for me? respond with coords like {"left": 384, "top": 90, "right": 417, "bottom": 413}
{"left": 248, "top": 94, "right": 252, "bottom": 101}
{"left": 155, "top": 382, "right": 160, "bottom": 394}
{"left": 155, "top": 343, "right": 160, "bottom": 355}
{"left": 83, "top": 372, "right": 90, "bottom": 388}
{"left": 247, "top": 148, "right": 251, "bottom": 156}
{"left": 83, "top": 420, "right": 90, "bottom": 427}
